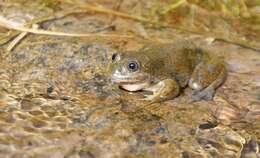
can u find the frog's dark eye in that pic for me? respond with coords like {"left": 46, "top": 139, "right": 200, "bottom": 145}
{"left": 128, "top": 61, "right": 139, "bottom": 72}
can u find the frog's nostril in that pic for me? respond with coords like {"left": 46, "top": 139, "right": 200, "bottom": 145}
{"left": 112, "top": 53, "right": 120, "bottom": 62}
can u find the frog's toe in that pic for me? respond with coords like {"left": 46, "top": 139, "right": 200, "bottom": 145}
{"left": 203, "top": 89, "right": 215, "bottom": 100}
{"left": 143, "top": 94, "right": 154, "bottom": 101}
{"left": 191, "top": 87, "right": 215, "bottom": 101}
{"left": 140, "top": 94, "right": 160, "bottom": 103}
{"left": 189, "top": 92, "right": 201, "bottom": 102}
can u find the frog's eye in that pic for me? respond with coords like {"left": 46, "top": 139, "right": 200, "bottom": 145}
{"left": 127, "top": 61, "right": 139, "bottom": 72}
{"left": 112, "top": 53, "right": 120, "bottom": 62}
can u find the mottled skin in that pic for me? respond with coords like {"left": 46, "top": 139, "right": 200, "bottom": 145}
{"left": 110, "top": 40, "right": 227, "bottom": 102}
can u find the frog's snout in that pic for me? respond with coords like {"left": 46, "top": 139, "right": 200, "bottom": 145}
{"left": 110, "top": 68, "right": 129, "bottom": 83}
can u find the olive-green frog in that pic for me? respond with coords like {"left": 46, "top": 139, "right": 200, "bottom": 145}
{"left": 109, "top": 40, "right": 227, "bottom": 102}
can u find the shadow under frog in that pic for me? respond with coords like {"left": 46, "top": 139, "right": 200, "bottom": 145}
{"left": 109, "top": 40, "right": 227, "bottom": 103}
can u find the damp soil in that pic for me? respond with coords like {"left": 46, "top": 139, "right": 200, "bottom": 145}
{"left": 0, "top": 0, "right": 259, "bottom": 158}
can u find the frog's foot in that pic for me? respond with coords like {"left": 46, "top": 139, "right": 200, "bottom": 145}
{"left": 190, "top": 86, "right": 215, "bottom": 101}
{"left": 142, "top": 94, "right": 160, "bottom": 102}
{"left": 142, "top": 79, "right": 180, "bottom": 103}
{"left": 189, "top": 60, "right": 227, "bottom": 101}
{"left": 140, "top": 82, "right": 163, "bottom": 102}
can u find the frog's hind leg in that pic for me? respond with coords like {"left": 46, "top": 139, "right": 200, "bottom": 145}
{"left": 188, "top": 61, "right": 227, "bottom": 101}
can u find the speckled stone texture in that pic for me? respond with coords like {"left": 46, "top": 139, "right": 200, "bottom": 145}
{"left": 0, "top": 0, "right": 259, "bottom": 157}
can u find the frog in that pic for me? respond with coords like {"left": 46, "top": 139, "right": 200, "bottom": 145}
{"left": 109, "top": 40, "right": 227, "bottom": 103}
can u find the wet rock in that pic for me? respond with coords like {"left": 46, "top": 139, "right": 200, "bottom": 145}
{"left": 0, "top": 1, "right": 259, "bottom": 157}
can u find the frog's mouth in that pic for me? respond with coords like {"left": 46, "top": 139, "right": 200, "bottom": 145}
{"left": 119, "top": 82, "right": 150, "bottom": 91}
{"left": 111, "top": 73, "right": 150, "bottom": 91}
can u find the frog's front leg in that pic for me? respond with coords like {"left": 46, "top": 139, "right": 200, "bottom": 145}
{"left": 188, "top": 61, "right": 227, "bottom": 101}
{"left": 142, "top": 79, "right": 180, "bottom": 103}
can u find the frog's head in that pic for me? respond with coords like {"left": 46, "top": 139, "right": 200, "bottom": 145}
{"left": 109, "top": 52, "right": 151, "bottom": 91}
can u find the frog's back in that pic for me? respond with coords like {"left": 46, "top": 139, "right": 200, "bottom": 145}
{"left": 139, "top": 41, "right": 204, "bottom": 87}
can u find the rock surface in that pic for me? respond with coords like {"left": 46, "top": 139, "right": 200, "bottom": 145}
{"left": 0, "top": 0, "right": 259, "bottom": 157}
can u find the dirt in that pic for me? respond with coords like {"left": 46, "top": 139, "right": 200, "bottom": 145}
{"left": 0, "top": 0, "right": 259, "bottom": 158}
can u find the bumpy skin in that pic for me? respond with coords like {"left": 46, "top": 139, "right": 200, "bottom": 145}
{"left": 110, "top": 40, "right": 227, "bottom": 103}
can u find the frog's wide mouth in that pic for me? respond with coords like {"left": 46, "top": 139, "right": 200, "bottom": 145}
{"left": 119, "top": 82, "right": 150, "bottom": 92}
{"left": 111, "top": 73, "right": 148, "bottom": 84}
{"left": 111, "top": 73, "right": 151, "bottom": 91}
